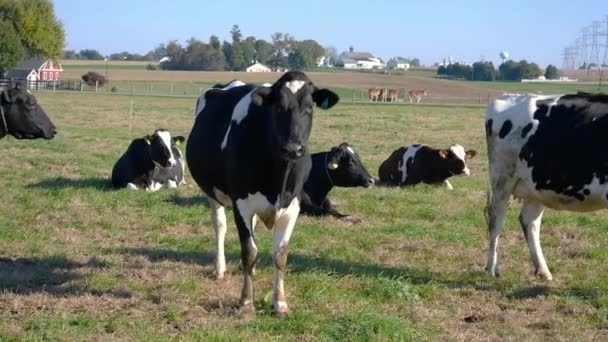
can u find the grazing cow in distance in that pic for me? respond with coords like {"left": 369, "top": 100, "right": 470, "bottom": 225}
{"left": 369, "top": 87, "right": 381, "bottom": 101}
{"left": 0, "top": 83, "right": 56, "bottom": 140}
{"left": 111, "top": 129, "right": 185, "bottom": 191}
{"left": 300, "top": 143, "right": 374, "bottom": 218}
{"left": 485, "top": 93, "right": 608, "bottom": 280}
{"left": 187, "top": 71, "right": 339, "bottom": 316}
{"left": 408, "top": 89, "right": 427, "bottom": 103}
{"left": 378, "top": 144, "right": 477, "bottom": 190}
{"left": 387, "top": 88, "right": 399, "bottom": 102}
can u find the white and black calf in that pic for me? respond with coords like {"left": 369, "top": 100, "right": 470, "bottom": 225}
{"left": 187, "top": 71, "right": 339, "bottom": 316}
{"left": 485, "top": 93, "right": 608, "bottom": 280}
{"left": 111, "top": 129, "right": 185, "bottom": 191}
{"left": 300, "top": 143, "right": 374, "bottom": 218}
{"left": 0, "top": 83, "right": 56, "bottom": 140}
{"left": 378, "top": 144, "right": 477, "bottom": 190}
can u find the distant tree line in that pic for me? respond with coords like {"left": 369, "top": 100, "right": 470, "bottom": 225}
{"left": 437, "top": 60, "right": 557, "bottom": 81}
{"left": 63, "top": 25, "right": 327, "bottom": 71}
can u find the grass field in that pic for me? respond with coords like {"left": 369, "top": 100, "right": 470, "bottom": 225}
{"left": 2, "top": 93, "right": 608, "bottom": 340}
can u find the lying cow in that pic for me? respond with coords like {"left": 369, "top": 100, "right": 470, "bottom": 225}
{"left": 485, "top": 92, "right": 608, "bottom": 280}
{"left": 378, "top": 144, "right": 477, "bottom": 190}
{"left": 0, "top": 82, "right": 56, "bottom": 139}
{"left": 300, "top": 143, "right": 374, "bottom": 218}
{"left": 111, "top": 129, "right": 185, "bottom": 191}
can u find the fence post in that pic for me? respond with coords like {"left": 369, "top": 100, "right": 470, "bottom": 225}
{"left": 95, "top": 81, "right": 98, "bottom": 93}
{"left": 170, "top": 83, "right": 173, "bottom": 96}
{"left": 479, "top": 94, "right": 481, "bottom": 104}
{"left": 80, "top": 82, "right": 83, "bottom": 93}
{"left": 130, "top": 81, "right": 133, "bottom": 96}
{"left": 53, "top": 80, "right": 56, "bottom": 93}
{"left": 352, "top": 89, "right": 355, "bottom": 103}
{"left": 149, "top": 83, "right": 152, "bottom": 95}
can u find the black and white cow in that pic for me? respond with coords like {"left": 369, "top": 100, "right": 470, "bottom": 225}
{"left": 0, "top": 83, "right": 56, "bottom": 139}
{"left": 111, "top": 129, "right": 185, "bottom": 191}
{"left": 187, "top": 71, "right": 339, "bottom": 316}
{"left": 485, "top": 92, "right": 608, "bottom": 280}
{"left": 378, "top": 144, "right": 477, "bottom": 190}
{"left": 300, "top": 143, "right": 374, "bottom": 218}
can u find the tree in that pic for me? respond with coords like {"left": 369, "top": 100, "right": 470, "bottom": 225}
{"left": 63, "top": 49, "right": 80, "bottom": 60}
{"left": 288, "top": 39, "right": 324, "bottom": 70}
{"left": 472, "top": 61, "right": 496, "bottom": 81}
{"left": 545, "top": 64, "right": 559, "bottom": 79}
{"left": 209, "top": 35, "right": 221, "bottom": 50}
{"left": 410, "top": 58, "right": 421, "bottom": 67}
{"left": 0, "top": 19, "right": 25, "bottom": 75}
{"left": 79, "top": 49, "right": 105, "bottom": 60}
{"left": 0, "top": 0, "right": 65, "bottom": 59}
{"left": 324, "top": 46, "right": 338, "bottom": 66}
{"left": 242, "top": 36, "right": 257, "bottom": 65}
{"left": 255, "top": 39, "right": 274, "bottom": 64}
{"left": 499, "top": 60, "right": 542, "bottom": 81}
{"left": 519, "top": 60, "right": 542, "bottom": 80}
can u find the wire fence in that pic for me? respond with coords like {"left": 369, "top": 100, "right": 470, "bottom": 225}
{"left": 3, "top": 78, "right": 495, "bottom": 106}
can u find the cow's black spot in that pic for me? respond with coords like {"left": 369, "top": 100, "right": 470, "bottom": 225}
{"left": 521, "top": 123, "right": 533, "bottom": 139}
{"left": 583, "top": 189, "right": 590, "bottom": 195}
{"left": 486, "top": 119, "right": 493, "bottom": 137}
{"left": 498, "top": 120, "right": 512, "bottom": 139}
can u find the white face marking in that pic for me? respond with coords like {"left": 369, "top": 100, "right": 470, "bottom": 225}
{"left": 399, "top": 144, "right": 422, "bottom": 184}
{"left": 156, "top": 130, "right": 176, "bottom": 167}
{"left": 346, "top": 146, "right": 355, "bottom": 155}
{"left": 449, "top": 144, "right": 470, "bottom": 176}
{"left": 221, "top": 90, "right": 254, "bottom": 150}
{"left": 285, "top": 80, "right": 306, "bottom": 94}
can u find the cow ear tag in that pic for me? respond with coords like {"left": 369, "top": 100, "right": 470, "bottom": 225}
{"left": 175, "top": 140, "right": 181, "bottom": 146}
{"left": 145, "top": 138, "right": 151, "bottom": 145}
{"left": 328, "top": 162, "right": 339, "bottom": 170}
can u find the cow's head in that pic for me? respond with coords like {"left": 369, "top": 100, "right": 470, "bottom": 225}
{"left": 145, "top": 129, "right": 185, "bottom": 168}
{"left": 251, "top": 71, "right": 339, "bottom": 160}
{"left": 438, "top": 144, "right": 477, "bottom": 176}
{"left": 326, "top": 143, "right": 375, "bottom": 187}
{"left": 0, "top": 83, "right": 56, "bottom": 139}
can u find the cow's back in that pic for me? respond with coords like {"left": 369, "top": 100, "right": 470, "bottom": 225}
{"left": 111, "top": 139, "right": 151, "bottom": 188}
{"left": 378, "top": 146, "right": 407, "bottom": 184}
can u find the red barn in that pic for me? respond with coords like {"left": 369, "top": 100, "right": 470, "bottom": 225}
{"left": 16, "top": 58, "right": 63, "bottom": 82}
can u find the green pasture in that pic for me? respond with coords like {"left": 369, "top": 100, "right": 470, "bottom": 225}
{"left": 1, "top": 94, "right": 608, "bottom": 340}
{"left": 62, "top": 64, "right": 154, "bottom": 70}
{"left": 471, "top": 80, "right": 608, "bottom": 94}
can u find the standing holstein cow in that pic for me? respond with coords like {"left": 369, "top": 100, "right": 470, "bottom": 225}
{"left": 111, "top": 129, "right": 185, "bottom": 191}
{"left": 485, "top": 93, "right": 608, "bottom": 280}
{"left": 378, "top": 144, "right": 477, "bottom": 190}
{"left": 187, "top": 71, "right": 339, "bottom": 315}
{"left": 300, "top": 143, "right": 375, "bottom": 218}
{"left": 0, "top": 83, "right": 56, "bottom": 139}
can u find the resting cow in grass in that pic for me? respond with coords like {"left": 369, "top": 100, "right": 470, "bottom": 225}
{"left": 187, "top": 71, "right": 339, "bottom": 316}
{"left": 0, "top": 83, "right": 56, "bottom": 140}
{"left": 485, "top": 93, "right": 608, "bottom": 280}
{"left": 111, "top": 129, "right": 185, "bottom": 191}
{"left": 378, "top": 144, "right": 477, "bottom": 190}
{"left": 300, "top": 143, "right": 374, "bottom": 218}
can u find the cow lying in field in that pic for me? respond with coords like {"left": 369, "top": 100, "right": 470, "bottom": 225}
{"left": 111, "top": 129, "right": 185, "bottom": 191}
{"left": 378, "top": 144, "right": 477, "bottom": 190}
{"left": 187, "top": 71, "right": 339, "bottom": 316}
{"left": 485, "top": 92, "right": 608, "bottom": 280}
{"left": 0, "top": 82, "right": 56, "bottom": 140}
{"left": 300, "top": 143, "right": 374, "bottom": 218}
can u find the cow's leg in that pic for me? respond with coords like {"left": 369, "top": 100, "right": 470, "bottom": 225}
{"left": 209, "top": 198, "right": 227, "bottom": 279}
{"left": 272, "top": 197, "right": 300, "bottom": 316}
{"left": 233, "top": 206, "right": 257, "bottom": 313}
{"left": 443, "top": 179, "right": 453, "bottom": 190}
{"left": 520, "top": 201, "right": 552, "bottom": 280}
{"left": 485, "top": 182, "right": 512, "bottom": 277}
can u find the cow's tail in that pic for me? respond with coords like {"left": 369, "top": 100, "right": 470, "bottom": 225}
{"left": 484, "top": 185, "right": 492, "bottom": 226}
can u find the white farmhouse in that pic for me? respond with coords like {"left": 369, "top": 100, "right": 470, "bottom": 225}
{"left": 245, "top": 62, "right": 271, "bottom": 72}
{"left": 338, "top": 47, "right": 384, "bottom": 69}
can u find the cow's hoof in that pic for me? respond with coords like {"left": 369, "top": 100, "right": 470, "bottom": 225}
{"left": 273, "top": 304, "right": 290, "bottom": 318}
{"left": 535, "top": 268, "right": 553, "bottom": 281}
{"left": 485, "top": 265, "right": 500, "bottom": 277}
{"left": 239, "top": 302, "right": 256, "bottom": 317}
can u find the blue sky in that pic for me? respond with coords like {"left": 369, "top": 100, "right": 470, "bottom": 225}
{"left": 54, "top": 0, "right": 606, "bottom": 67}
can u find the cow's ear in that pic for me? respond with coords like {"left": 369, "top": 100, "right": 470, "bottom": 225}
{"left": 312, "top": 88, "right": 339, "bottom": 109}
{"left": 252, "top": 86, "right": 272, "bottom": 106}
{"left": 172, "top": 136, "right": 185, "bottom": 146}
{"left": 438, "top": 149, "right": 448, "bottom": 159}
{"left": 144, "top": 135, "right": 152, "bottom": 145}
{"left": 465, "top": 150, "right": 478, "bottom": 159}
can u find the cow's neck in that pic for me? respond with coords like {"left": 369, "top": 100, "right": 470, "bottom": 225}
{"left": 268, "top": 154, "right": 308, "bottom": 208}
{"left": 306, "top": 152, "right": 334, "bottom": 204}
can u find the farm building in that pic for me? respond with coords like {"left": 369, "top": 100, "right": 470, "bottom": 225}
{"left": 387, "top": 57, "right": 410, "bottom": 70}
{"left": 338, "top": 47, "right": 384, "bottom": 69}
{"left": 5, "top": 68, "right": 39, "bottom": 84}
{"left": 6, "top": 58, "right": 63, "bottom": 83}
{"left": 245, "top": 62, "right": 271, "bottom": 72}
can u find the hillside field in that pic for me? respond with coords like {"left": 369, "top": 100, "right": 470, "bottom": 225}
{"left": 1, "top": 93, "right": 608, "bottom": 340}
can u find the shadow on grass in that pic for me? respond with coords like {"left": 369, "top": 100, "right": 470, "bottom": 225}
{"left": 165, "top": 194, "right": 210, "bottom": 208}
{"left": 0, "top": 255, "right": 129, "bottom": 298}
{"left": 26, "top": 177, "right": 112, "bottom": 191}
{"left": 115, "top": 246, "right": 473, "bottom": 288}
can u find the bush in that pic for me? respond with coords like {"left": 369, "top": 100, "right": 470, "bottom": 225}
{"left": 545, "top": 64, "right": 559, "bottom": 79}
{"left": 146, "top": 63, "right": 157, "bottom": 70}
{"left": 110, "top": 86, "right": 118, "bottom": 92}
{"left": 81, "top": 71, "right": 106, "bottom": 86}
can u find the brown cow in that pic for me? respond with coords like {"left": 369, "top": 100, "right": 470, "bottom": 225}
{"left": 387, "top": 88, "right": 399, "bottom": 102}
{"left": 408, "top": 89, "right": 427, "bottom": 103}
{"left": 368, "top": 87, "right": 381, "bottom": 101}
{"left": 378, "top": 144, "right": 477, "bottom": 190}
